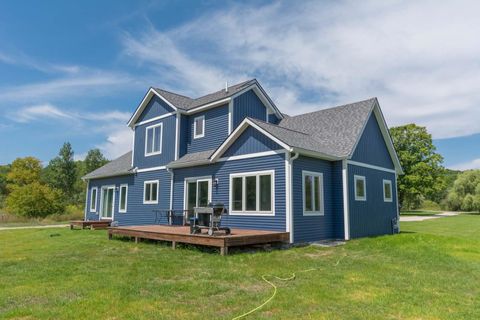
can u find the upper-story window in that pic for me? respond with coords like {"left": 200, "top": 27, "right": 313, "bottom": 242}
{"left": 193, "top": 115, "right": 205, "bottom": 139}
{"left": 145, "top": 123, "right": 163, "bottom": 156}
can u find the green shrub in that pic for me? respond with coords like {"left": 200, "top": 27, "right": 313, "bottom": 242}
{"left": 5, "top": 182, "right": 65, "bottom": 218}
{"left": 420, "top": 199, "right": 442, "bottom": 211}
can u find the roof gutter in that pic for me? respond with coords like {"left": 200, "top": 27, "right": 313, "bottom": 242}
{"left": 291, "top": 147, "right": 344, "bottom": 161}
{"left": 166, "top": 159, "right": 211, "bottom": 169}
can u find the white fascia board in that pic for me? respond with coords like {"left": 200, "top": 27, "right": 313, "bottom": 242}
{"left": 210, "top": 118, "right": 292, "bottom": 161}
{"left": 347, "top": 160, "right": 397, "bottom": 174}
{"left": 291, "top": 147, "right": 343, "bottom": 161}
{"left": 183, "top": 97, "right": 232, "bottom": 115}
{"left": 127, "top": 88, "right": 178, "bottom": 128}
{"left": 83, "top": 172, "right": 133, "bottom": 181}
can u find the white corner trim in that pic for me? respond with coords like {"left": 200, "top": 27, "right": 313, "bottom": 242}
{"left": 347, "top": 160, "right": 396, "bottom": 173}
{"left": 119, "top": 184, "right": 128, "bottom": 213}
{"left": 175, "top": 113, "right": 180, "bottom": 160}
{"left": 228, "top": 100, "right": 233, "bottom": 134}
{"left": 354, "top": 175, "right": 367, "bottom": 201}
{"left": 342, "top": 160, "right": 350, "bottom": 240}
{"left": 193, "top": 115, "right": 205, "bottom": 139}
{"left": 131, "top": 128, "right": 136, "bottom": 167}
{"left": 285, "top": 153, "right": 291, "bottom": 235}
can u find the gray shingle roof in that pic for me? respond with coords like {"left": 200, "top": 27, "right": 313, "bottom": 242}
{"left": 278, "top": 98, "right": 377, "bottom": 157}
{"left": 83, "top": 151, "right": 133, "bottom": 180}
{"left": 167, "top": 149, "right": 214, "bottom": 168}
{"left": 154, "top": 79, "right": 257, "bottom": 110}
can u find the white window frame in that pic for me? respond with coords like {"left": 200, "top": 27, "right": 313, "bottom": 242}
{"left": 229, "top": 170, "right": 275, "bottom": 216}
{"left": 354, "top": 175, "right": 367, "bottom": 201}
{"left": 89, "top": 187, "right": 98, "bottom": 212}
{"left": 119, "top": 184, "right": 128, "bottom": 213}
{"left": 302, "top": 171, "right": 324, "bottom": 216}
{"left": 143, "top": 180, "right": 159, "bottom": 204}
{"left": 183, "top": 176, "right": 212, "bottom": 210}
{"left": 144, "top": 123, "right": 163, "bottom": 156}
{"left": 99, "top": 185, "right": 115, "bottom": 220}
{"left": 383, "top": 179, "right": 393, "bottom": 202}
{"left": 193, "top": 115, "right": 205, "bottom": 139}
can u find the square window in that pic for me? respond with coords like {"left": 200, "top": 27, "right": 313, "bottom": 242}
{"left": 144, "top": 181, "right": 159, "bottom": 204}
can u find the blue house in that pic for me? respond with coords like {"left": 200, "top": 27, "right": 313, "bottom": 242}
{"left": 83, "top": 79, "right": 403, "bottom": 243}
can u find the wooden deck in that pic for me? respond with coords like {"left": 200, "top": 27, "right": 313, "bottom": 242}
{"left": 108, "top": 225, "right": 289, "bottom": 255}
{"left": 70, "top": 220, "right": 111, "bottom": 230}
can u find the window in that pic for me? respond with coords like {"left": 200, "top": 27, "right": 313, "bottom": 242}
{"left": 90, "top": 187, "right": 98, "bottom": 212}
{"left": 145, "top": 123, "right": 163, "bottom": 156}
{"left": 302, "top": 171, "right": 324, "bottom": 215}
{"left": 354, "top": 175, "right": 366, "bottom": 201}
{"left": 119, "top": 184, "right": 128, "bottom": 213}
{"left": 144, "top": 180, "right": 159, "bottom": 204}
{"left": 193, "top": 115, "right": 205, "bottom": 139}
{"left": 383, "top": 179, "right": 393, "bottom": 202}
{"left": 230, "top": 171, "right": 274, "bottom": 215}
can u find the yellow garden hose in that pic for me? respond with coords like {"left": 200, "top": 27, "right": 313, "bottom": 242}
{"left": 232, "top": 255, "right": 346, "bottom": 320}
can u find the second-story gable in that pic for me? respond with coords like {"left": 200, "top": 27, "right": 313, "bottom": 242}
{"left": 137, "top": 95, "right": 175, "bottom": 123}
{"left": 233, "top": 89, "right": 268, "bottom": 128}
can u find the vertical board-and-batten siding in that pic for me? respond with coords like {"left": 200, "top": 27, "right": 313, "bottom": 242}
{"left": 172, "top": 153, "right": 286, "bottom": 231}
{"left": 351, "top": 113, "right": 394, "bottom": 169}
{"left": 86, "top": 170, "right": 171, "bottom": 226}
{"left": 185, "top": 104, "right": 229, "bottom": 154}
{"left": 348, "top": 165, "right": 397, "bottom": 238}
{"left": 233, "top": 89, "right": 267, "bottom": 128}
{"left": 291, "top": 156, "right": 345, "bottom": 243}
{"left": 222, "top": 126, "right": 282, "bottom": 157}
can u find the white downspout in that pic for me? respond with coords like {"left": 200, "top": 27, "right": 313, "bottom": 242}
{"left": 342, "top": 159, "right": 350, "bottom": 240}
{"left": 287, "top": 152, "right": 299, "bottom": 243}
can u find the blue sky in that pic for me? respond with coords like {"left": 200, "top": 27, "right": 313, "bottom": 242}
{"left": 0, "top": 0, "right": 479, "bottom": 170}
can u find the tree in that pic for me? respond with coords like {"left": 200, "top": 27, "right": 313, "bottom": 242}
{"left": 390, "top": 124, "right": 446, "bottom": 209}
{"left": 7, "top": 157, "right": 42, "bottom": 186}
{"left": 446, "top": 170, "right": 480, "bottom": 212}
{"left": 84, "top": 149, "right": 108, "bottom": 175}
{"left": 5, "top": 182, "right": 64, "bottom": 218}
{"left": 44, "top": 142, "right": 77, "bottom": 201}
{"left": 0, "top": 165, "right": 10, "bottom": 208}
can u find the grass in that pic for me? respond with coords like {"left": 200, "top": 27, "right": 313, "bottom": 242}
{"left": 0, "top": 210, "right": 83, "bottom": 228}
{"left": 400, "top": 210, "right": 442, "bottom": 216}
{"left": 1, "top": 216, "right": 480, "bottom": 319}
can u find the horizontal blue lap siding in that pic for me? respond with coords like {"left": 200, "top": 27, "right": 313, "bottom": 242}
{"left": 172, "top": 154, "right": 286, "bottom": 231}
{"left": 348, "top": 164, "right": 397, "bottom": 238}
{"left": 86, "top": 170, "right": 171, "bottom": 226}
{"left": 186, "top": 104, "right": 229, "bottom": 154}
{"left": 332, "top": 161, "right": 345, "bottom": 239}
{"left": 222, "top": 126, "right": 282, "bottom": 157}
{"left": 137, "top": 95, "right": 175, "bottom": 122}
{"left": 233, "top": 89, "right": 267, "bottom": 127}
{"left": 268, "top": 113, "right": 280, "bottom": 124}
{"left": 351, "top": 114, "right": 394, "bottom": 169}
{"left": 179, "top": 114, "right": 188, "bottom": 157}
{"left": 133, "top": 115, "right": 176, "bottom": 169}
{"left": 292, "top": 156, "right": 343, "bottom": 243}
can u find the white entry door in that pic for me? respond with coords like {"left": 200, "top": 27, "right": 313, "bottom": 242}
{"left": 185, "top": 177, "right": 212, "bottom": 211}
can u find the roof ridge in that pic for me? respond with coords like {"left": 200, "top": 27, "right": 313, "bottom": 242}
{"left": 192, "top": 78, "right": 256, "bottom": 102}
{"left": 248, "top": 117, "right": 311, "bottom": 136}
{"left": 284, "top": 97, "right": 377, "bottom": 120}
{"left": 153, "top": 87, "right": 193, "bottom": 100}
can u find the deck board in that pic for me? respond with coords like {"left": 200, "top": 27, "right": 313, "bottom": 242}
{"left": 108, "top": 225, "right": 289, "bottom": 255}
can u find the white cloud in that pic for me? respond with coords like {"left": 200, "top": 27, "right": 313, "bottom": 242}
{"left": 122, "top": 0, "right": 480, "bottom": 139}
{"left": 13, "top": 104, "right": 73, "bottom": 123}
{"left": 450, "top": 158, "right": 480, "bottom": 171}
{"left": 95, "top": 124, "right": 132, "bottom": 160}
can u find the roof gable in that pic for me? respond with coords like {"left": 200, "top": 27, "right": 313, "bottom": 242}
{"left": 222, "top": 126, "right": 282, "bottom": 158}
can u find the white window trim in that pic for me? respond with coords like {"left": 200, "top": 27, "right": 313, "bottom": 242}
{"left": 144, "top": 123, "right": 163, "bottom": 157}
{"left": 143, "top": 180, "right": 159, "bottom": 204}
{"left": 383, "top": 179, "right": 393, "bottom": 202}
{"left": 229, "top": 170, "right": 275, "bottom": 216}
{"left": 302, "top": 171, "right": 325, "bottom": 216}
{"left": 354, "top": 175, "right": 367, "bottom": 201}
{"left": 193, "top": 115, "right": 205, "bottom": 139}
{"left": 89, "top": 187, "right": 98, "bottom": 213}
{"left": 119, "top": 184, "right": 128, "bottom": 213}
{"left": 183, "top": 176, "right": 213, "bottom": 210}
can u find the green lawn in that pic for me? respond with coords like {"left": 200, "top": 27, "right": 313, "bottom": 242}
{"left": 400, "top": 210, "right": 442, "bottom": 216}
{"left": 1, "top": 216, "right": 479, "bottom": 319}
